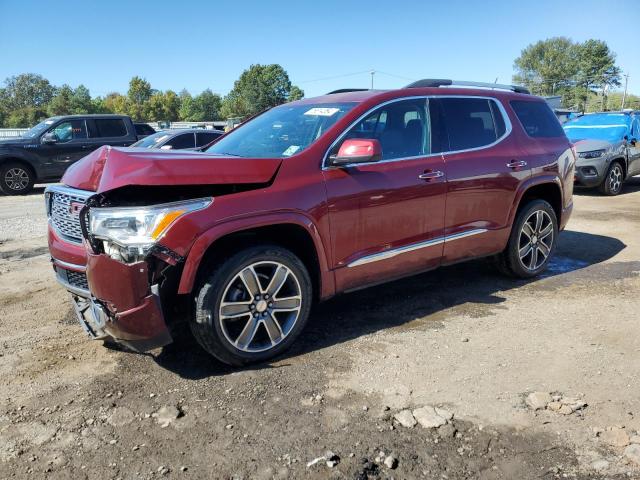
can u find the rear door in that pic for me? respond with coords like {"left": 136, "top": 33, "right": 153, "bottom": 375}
{"left": 323, "top": 97, "right": 447, "bottom": 291}
{"left": 435, "top": 96, "right": 529, "bottom": 263}
{"left": 86, "top": 118, "right": 135, "bottom": 150}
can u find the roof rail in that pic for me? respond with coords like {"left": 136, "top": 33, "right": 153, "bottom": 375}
{"left": 326, "top": 88, "right": 369, "bottom": 94}
{"left": 405, "top": 79, "right": 530, "bottom": 95}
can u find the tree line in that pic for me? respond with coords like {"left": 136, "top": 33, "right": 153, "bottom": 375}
{"left": 0, "top": 64, "right": 304, "bottom": 128}
{"left": 513, "top": 37, "right": 637, "bottom": 112}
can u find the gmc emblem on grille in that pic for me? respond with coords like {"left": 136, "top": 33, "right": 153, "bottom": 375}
{"left": 69, "top": 202, "right": 84, "bottom": 216}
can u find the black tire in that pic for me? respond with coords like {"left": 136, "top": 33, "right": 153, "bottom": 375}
{"left": 598, "top": 161, "right": 624, "bottom": 196}
{"left": 190, "top": 245, "right": 313, "bottom": 366}
{"left": 0, "top": 161, "right": 35, "bottom": 195}
{"left": 495, "top": 199, "right": 558, "bottom": 279}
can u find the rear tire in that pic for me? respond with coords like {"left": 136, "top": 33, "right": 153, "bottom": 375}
{"left": 0, "top": 162, "right": 35, "bottom": 195}
{"left": 599, "top": 161, "right": 624, "bottom": 196}
{"left": 496, "top": 199, "right": 558, "bottom": 279}
{"left": 190, "top": 245, "right": 312, "bottom": 366}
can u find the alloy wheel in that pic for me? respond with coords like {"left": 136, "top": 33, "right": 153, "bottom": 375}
{"left": 4, "top": 167, "right": 29, "bottom": 191}
{"left": 608, "top": 163, "right": 623, "bottom": 194}
{"left": 518, "top": 210, "right": 554, "bottom": 271}
{"left": 218, "top": 261, "right": 303, "bottom": 353}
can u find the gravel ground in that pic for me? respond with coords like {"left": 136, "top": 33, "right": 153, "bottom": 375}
{"left": 1, "top": 181, "right": 640, "bottom": 479}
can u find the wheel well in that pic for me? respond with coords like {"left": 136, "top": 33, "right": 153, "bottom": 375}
{"left": 518, "top": 183, "right": 562, "bottom": 223}
{"left": 0, "top": 158, "right": 36, "bottom": 178}
{"left": 194, "top": 224, "right": 321, "bottom": 300}
{"left": 610, "top": 157, "right": 627, "bottom": 178}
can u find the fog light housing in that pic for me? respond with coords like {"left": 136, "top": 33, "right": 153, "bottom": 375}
{"left": 581, "top": 166, "right": 598, "bottom": 177}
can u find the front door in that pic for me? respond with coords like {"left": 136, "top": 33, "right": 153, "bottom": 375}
{"left": 40, "top": 119, "right": 90, "bottom": 176}
{"left": 322, "top": 98, "right": 446, "bottom": 291}
{"left": 627, "top": 117, "right": 640, "bottom": 176}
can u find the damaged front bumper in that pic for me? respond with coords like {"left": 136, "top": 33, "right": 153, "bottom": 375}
{"left": 51, "top": 250, "right": 173, "bottom": 353}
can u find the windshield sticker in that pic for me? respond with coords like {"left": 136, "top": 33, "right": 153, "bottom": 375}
{"left": 304, "top": 107, "right": 340, "bottom": 117}
{"left": 282, "top": 145, "right": 300, "bottom": 156}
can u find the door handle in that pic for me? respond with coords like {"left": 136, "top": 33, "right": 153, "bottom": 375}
{"left": 506, "top": 160, "right": 527, "bottom": 169}
{"left": 418, "top": 170, "right": 445, "bottom": 181}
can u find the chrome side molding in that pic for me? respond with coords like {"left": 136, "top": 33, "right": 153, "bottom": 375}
{"left": 347, "top": 228, "right": 488, "bottom": 268}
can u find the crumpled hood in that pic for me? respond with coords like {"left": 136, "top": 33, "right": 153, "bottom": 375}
{"left": 572, "top": 138, "right": 614, "bottom": 153}
{"left": 62, "top": 146, "right": 282, "bottom": 193}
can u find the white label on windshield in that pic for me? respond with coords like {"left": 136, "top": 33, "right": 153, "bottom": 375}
{"left": 282, "top": 145, "right": 300, "bottom": 156}
{"left": 304, "top": 107, "right": 340, "bottom": 117}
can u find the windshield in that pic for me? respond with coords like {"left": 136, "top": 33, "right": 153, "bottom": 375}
{"left": 131, "top": 131, "right": 171, "bottom": 148}
{"left": 206, "top": 103, "right": 356, "bottom": 158}
{"left": 21, "top": 118, "right": 57, "bottom": 138}
{"left": 563, "top": 114, "right": 630, "bottom": 143}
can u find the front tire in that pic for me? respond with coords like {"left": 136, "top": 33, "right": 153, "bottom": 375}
{"left": 496, "top": 199, "right": 558, "bottom": 279}
{"left": 0, "top": 162, "right": 35, "bottom": 195}
{"left": 190, "top": 245, "right": 312, "bottom": 366}
{"left": 599, "top": 161, "right": 624, "bottom": 196}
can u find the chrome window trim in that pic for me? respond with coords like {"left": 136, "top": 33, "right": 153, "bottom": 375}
{"left": 322, "top": 95, "right": 513, "bottom": 170}
{"left": 347, "top": 228, "right": 488, "bottom": 268}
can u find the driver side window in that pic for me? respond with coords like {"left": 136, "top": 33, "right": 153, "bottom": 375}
{"left": 333, "top": 99, "right": 430, "bottom": 161}
{"left": 51, "top": 120, "right": 87, "bottom": 143}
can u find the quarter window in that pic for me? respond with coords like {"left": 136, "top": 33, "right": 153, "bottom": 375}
{"left": 51, "top": 120, "right": 87, "bottom": 143}
{"left": 439, "top": 98, "right": 505, "bottom": 151}
{"left": 336, "top": 99, "right": 429, "bottom": 161}
{"left": 510, "top": 100, "right": 565, "bottom": 138}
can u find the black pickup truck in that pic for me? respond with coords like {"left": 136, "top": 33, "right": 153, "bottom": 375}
{"left": 0, "top": 114, "right": 139, "bottom": 195}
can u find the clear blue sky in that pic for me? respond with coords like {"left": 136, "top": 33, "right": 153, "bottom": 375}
{"left": 0, "top": 0, "right": 637, "bottom": 99}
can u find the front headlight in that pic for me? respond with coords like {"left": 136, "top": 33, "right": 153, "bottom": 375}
{"left": 578, "top": 149, "right": 606, "bottom": 159}
{"left": 88, "top": 198, "right": 212, "bottom": 259}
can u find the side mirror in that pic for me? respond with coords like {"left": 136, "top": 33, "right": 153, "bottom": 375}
{"left": 631, "top": 137, "right": 638, "bottom": 146}
{"left": 41, "top": 132, "right": 57, "bottom": 144}
{"left": 329, "top": 138, "right": 382, "bottom": 166}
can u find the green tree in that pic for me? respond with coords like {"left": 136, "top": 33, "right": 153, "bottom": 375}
{"left": 575, "top": 39, "right": 621, "bottom": 111}
{"left": 288, "top": 85, "right": 304, "bottom": 101}
{"left": 0, "top": 73, "right": 56, "bottom": 111}
{"left": 71, "top": 85, "right": 93, "bottom": 114}
{"left": 178, "top": 89, "right": 196, "bottom": 120}
{"left": 513, "top": 37, "right": 578, "bottom": 96}
{"left": 145, "top": 90, "right": 180, "bottom": 121}
{"left": 103, "top": 92, "right": 130, "bottom": 115}
{"left": 220, "top": 64, "right": 302, "bottom": 118}
{"left": 127, "top": 76, "right": 153, "bottom": 120}
{"left": 47, "top": 84, "right": 74, "bottom": 116}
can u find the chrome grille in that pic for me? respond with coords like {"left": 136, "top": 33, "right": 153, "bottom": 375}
{"left": 49, "top": 188, "right": 91, "bottom": 244}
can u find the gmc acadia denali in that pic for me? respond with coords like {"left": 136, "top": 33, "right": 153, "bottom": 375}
{"left": 45, "top": 80, "right": 575, "bottom": 366}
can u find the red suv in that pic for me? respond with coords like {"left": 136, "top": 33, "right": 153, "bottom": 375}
{"left": 46, "top": 80, "right": 575, "bottom": 366}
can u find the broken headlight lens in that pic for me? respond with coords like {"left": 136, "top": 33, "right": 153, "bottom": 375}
{"left": 88, "top": 198, "right": 212, "bottom": 257}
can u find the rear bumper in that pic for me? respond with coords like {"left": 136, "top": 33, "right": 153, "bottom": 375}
{"left": 49, "top": 225, "right": 172, "bottom": 352}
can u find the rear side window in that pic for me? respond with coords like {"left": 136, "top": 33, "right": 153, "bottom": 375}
{"left": 196, "top": 131, "right": 223, "bottom": 147}
{"left": 89, "top": 119, "right": 128, "bottom": 138}
{"left": 439, "top": 98, "right": 505, "bottom": 151}
{"left": 510, "top": 100, "right": 565, "bottom": 138}
{"left": 164, "top": 132, "right": 195, "bottom": 149}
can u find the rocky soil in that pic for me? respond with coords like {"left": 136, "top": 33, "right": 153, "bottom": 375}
{"left": 1, "top": 182, "right": 640, "bottom": 479}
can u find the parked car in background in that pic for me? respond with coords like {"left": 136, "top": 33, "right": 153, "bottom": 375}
{"left": 130, "top": 129, "right": 224, "bottom": 150}
{"left": 0, "top": 114, "right": 138, "bottom": 195}
{"left": 46, "top": 79, "right": 574, "bottom": 366}
{"left": 134, "top": 123, "right": 156, "bottom": 139}
{"left": 563, "top": 111, "right": 640, "bottom": 195}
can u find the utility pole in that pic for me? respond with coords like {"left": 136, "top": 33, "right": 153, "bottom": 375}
{"left": 621, "top": 73, "right": 630, "bottom": 109}
{"left": 370, "top": 70, "right": 375, "bottom": 89}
